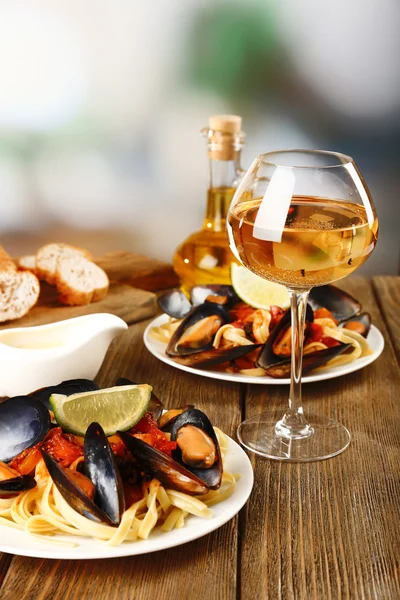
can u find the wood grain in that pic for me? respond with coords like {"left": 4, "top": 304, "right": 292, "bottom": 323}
{"left": 372, "top": 276, "right": 400, "bottom": 365}
{"left": 1, "top": 276, "right": 400, "bottom": 600}
{"left": 0, "top": 282, "right": 156, "bottom": 329}
{"left": 0, "top": 320, "right": 242, "bottom": 600}
{"left": 240, "top": 277, "right": 400, "bottom": 600}
{"left": 95, "top": 251, "right": 179, "bottom": 291}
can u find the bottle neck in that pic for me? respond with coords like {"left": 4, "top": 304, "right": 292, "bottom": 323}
{"left": 203, "top": 154, "right": 243, "bottom": 232}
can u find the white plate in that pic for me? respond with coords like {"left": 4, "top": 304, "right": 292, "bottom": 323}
{"left": 0, "top": 436, "right": 253, "bottom": 560}
{"left": 144, "top": 314, "right": 384, "bottom": 385}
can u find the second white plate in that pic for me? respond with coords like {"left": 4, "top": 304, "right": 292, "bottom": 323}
{"left": 143, "top": 314, "right": 384, "bottom": 385}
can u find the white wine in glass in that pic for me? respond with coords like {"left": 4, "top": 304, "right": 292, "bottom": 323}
{"left": 227, "top": 150, "right": 378, "bottom": 461}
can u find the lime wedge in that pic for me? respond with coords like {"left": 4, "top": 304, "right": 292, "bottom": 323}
{"left": 231, "top": 263, "right": 290, "bottom": 310}
{"left": 50, "top": 384, "right": 152, "bottom": 436}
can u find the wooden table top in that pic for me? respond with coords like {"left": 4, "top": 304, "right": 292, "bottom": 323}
{"left": 0, "top": 275, "right": 399, "bottom": 600}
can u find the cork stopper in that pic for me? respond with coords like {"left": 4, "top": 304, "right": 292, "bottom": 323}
{"left": 205, "top": 114, "right": 244, "bottom": 160}
{"left": 208, "top": 114, "right": 242, "bottom": 134}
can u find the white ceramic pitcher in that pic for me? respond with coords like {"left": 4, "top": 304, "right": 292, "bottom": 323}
{"left": 0, "top": 313, "right": 128, "bottom": 397}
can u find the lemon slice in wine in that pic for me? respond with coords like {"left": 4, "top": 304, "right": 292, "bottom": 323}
{"left": 50, "top": 384, "right": 152, "bottom": 436}
{"left": 231, "top": 263, "right": 290, "bottom": 309}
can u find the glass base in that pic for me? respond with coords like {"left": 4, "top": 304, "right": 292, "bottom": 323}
{"left": 237, "top": 411, "right": 350, "bottom": 462}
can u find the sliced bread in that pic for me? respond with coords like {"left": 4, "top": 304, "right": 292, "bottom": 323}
{"left": 36, "top": 243, "right": 92, "bottom": 285}
{"left": 16, "top": 254, "right": 37, "bottom": 273}
{"left": 0, "top": 270, "right": 40, "bottom": 323}
{"left": 56, "top": 256, "right": 109, "bottom": 306}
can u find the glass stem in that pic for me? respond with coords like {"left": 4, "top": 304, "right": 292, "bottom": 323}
{"left": 276, "top": 289, "right": 312, "bottom": 438}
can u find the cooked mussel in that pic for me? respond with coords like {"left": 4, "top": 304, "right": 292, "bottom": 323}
{"left": 11, "top": 379, "right": 100, "bottom": 411}
{"left": 166, "top": 303, "right": 229, "bottom": 357}
{"left": 0, "top": 397, "right": 51, "bottom": 462}
{"left": 41, "top": 449, "right": 113, "bottom": 525}
{"left": 158, "top": 405, "right": 193, "bottom": 432}
{"left": 42, "top": 422, "right": 125, "bottom": 526}
{"left": 339, "top": 312, "right": 371, "bottom": 338}
{"left": 309, "top": 285, "right": 361, "bottom": 322}
{"left": 170, "top": 409, "right": 222, "bottom": 490}
{"left": 0, "top": 475, "right": 36, "bottom": 496}
{"left": 257, "top": 306, "right": 312, "bottom": 370}
{"left": 115, "top": 377, "right": 163, "bottom": 420}
{"left": 263, "top": 344, "right": 353, "bottom": 378}
{"left": 118, "top": 431, "right": 209, "bottom": 495}
{"left": 257, "top": 305, "right": 351, "bottom": 376}
{"left": 171, "top": 343, "right": 261, "bottom": 369}
{"left": 0, "top": 461, "right": 36, "bottom": 496}
{"left": 84, "top": 422, "right": 125, "bottom": 526}
{"left": 157, "top": 288, "right": 192, "bottom": 319}
{"left": 158, "top": 285, "right": 239, "bottom": 320}
{"left": 190, "top": 285, "right": 239, "bottom": 308}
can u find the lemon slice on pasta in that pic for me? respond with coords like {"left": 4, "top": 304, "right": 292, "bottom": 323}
{"left": 231, "top": 263, "right": 290, "bottom": 309}
{"left": 50, "top": 384, "right": 152, "bottom": 436}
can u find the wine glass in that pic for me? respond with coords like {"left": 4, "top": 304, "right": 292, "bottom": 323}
{"left": 227, "top": 150, "right": 378, "bottom": 461}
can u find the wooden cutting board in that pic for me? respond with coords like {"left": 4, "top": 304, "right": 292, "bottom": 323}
{"left": 0, "top": 252, "right": 177, "bottom": 329}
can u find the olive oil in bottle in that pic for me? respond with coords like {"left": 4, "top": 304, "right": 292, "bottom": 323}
{"left": 173, "top": 115, "right": 245, "bottom": 293}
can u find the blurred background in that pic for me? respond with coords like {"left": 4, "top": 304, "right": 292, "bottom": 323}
{"left": 0, "top": 0, "right": 399, "bottom": 273}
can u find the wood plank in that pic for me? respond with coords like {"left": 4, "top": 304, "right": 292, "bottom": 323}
{"left": 372, "top": 276, "right": 400, "bottom": 365}
{"left": 240, "top": 277, "right": 400, "bottom": 599}
{"left": 0, "top": 320, "right": 242, "bottom": 600}
{"left": 95, "top": 251, "right": 179, "bottom": 292}
{"left": 0, "top": 283, "right": 156, "bottom": 329}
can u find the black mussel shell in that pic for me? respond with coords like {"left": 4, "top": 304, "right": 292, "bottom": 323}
{"left": 41, "top": 449, "right": 114, "bottom": 525}
{"left": 263, "top": 343, "right": 353, "bottom": 378}
{"left": 159, "top": 405, "right": 194, "bottom": 433}
{"left": 118, "top": 431, "right": 209, "bottom": 496}
{"left": 0, "top": 397, "right": 51, "bottom": 462}
{"left": 14, "top": 379, "right": 100, "bottom": 411}
{"left": 115, "top": 378, "right": 163, "bottom": 420}
{"left": 308, "top": 285, "right": 361, "bottom": 322}
{"left": 339, "top": 312, "right": 371, "bottom": 338}
{"left": 84, "top": 422, "right": 125, "bottom": 526}
{"left": 170, "top": 409, "right": 222, "bottom": 490}
{"left": 157, "top": 288, "right": 192, "bottom": 319}
{"left": 0, "top": 475, "right": 36, "bottom": 496}
{"left": 190, "top": 285, "right": 239, "bottom": 308}
{"left": 256, "top": 305, "right": 313, "bottom": 371}
{"left": 166, "top": 303, "right": 229, "bottom": 357}
{"left": 172, "top": 343, "right": 261, "bottom": 369}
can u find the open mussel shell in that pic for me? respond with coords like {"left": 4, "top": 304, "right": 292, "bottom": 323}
{"left": 190, "top": 285, "right": 239, "bottom": 308}
{"left": 339, "top": 312, "right": 371, "bottom": 338}
{"left": 263, "top": 343, "right": 353, "bottom": 378}
{"left": 84, "top": 422, "right": 125, "bottom": 526}
{"left": 256, "top": 306, "right": 313, "bottom": 371}
{"left": 118, "top": 431, "right": 209, "bottom": 495}
{"left": 13, "top": 379, "right": 100, "bottom": 411}
{"left": 172, "top": 343, "right": 261, "bottom": 369}
{"left": 170, "top": 409, "right": 222, "bottom": 490}
{"left": 0, "top": 475, "right": 36, "bottom": 496}
{"left": 166, "top": 303, "right": 229, "bottom": 357}
{"left": 0, "top": 397, "right": 51, "bottom": 462}
{"left": 115, "top": 377, "right": 163, "bottom": 420}
{"left": 41, "top": 449, "right": 114, "bottom": 525}
{"left": 308, "top": 285, "right": 361, "bottom": 322}
{"left": 157, "top": 288, "right": 192, "bottom": 319}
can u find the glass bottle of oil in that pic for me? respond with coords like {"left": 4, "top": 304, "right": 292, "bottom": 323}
{"left": 173, "top": 114, "right": 245, "bottom": 293}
